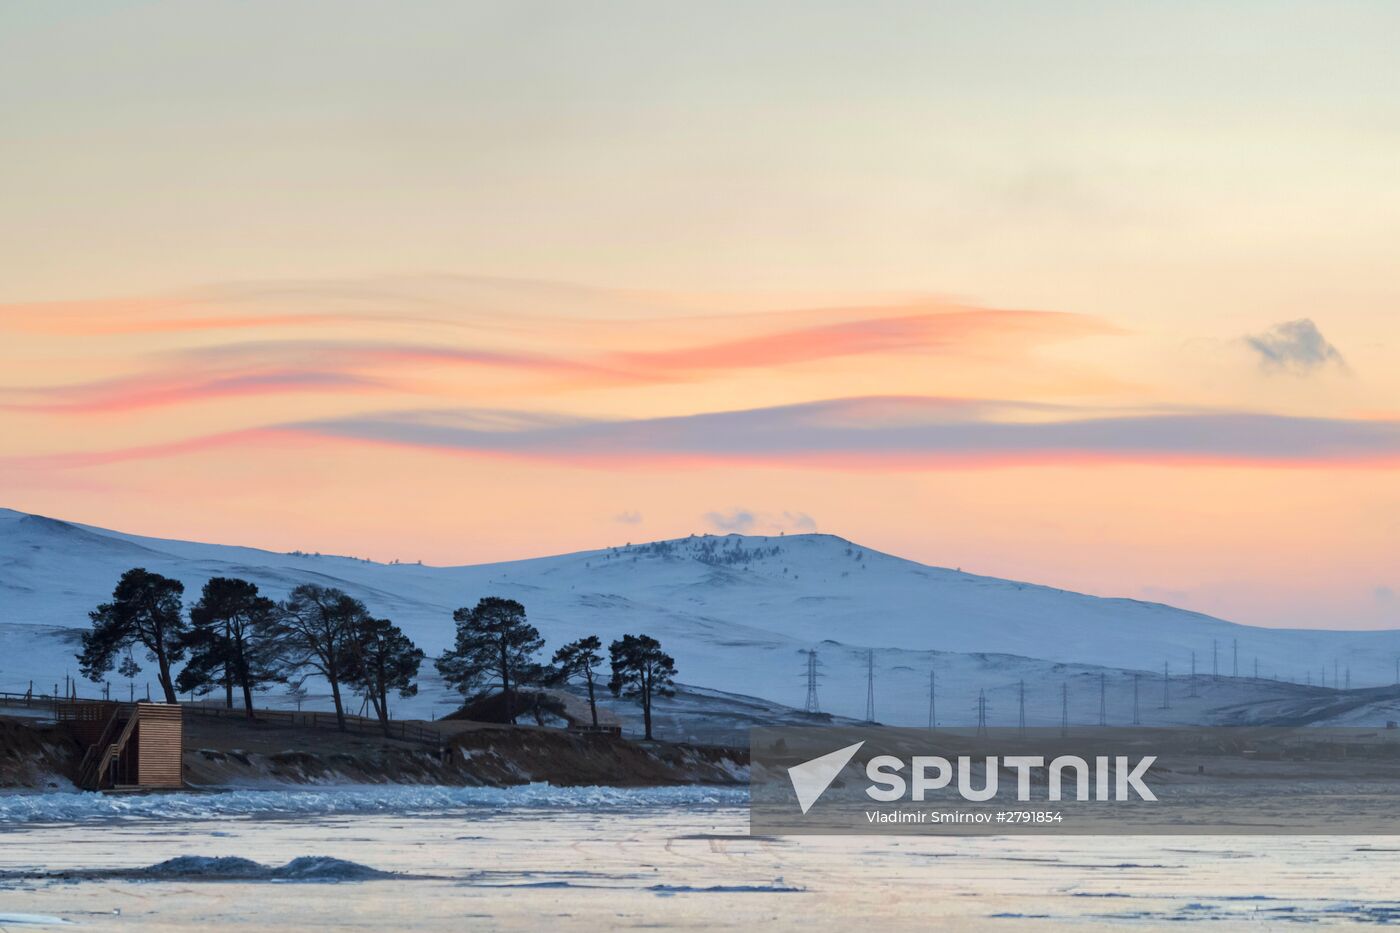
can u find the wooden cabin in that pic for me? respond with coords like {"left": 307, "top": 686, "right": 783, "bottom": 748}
{"left": 58, "top": 701, "right": 184, "bottom": 791}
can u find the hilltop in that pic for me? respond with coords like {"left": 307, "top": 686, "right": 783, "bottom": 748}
{"left": 2, "top": 508, "right": 1398, "bottom": 729}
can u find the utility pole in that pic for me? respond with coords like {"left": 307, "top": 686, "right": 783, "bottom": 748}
{"left": 1018, "top": 680, "right": 1026, "bottom": 737}
{"left": 864, "top": 650, "right": 876, "bottom": 722}
{"left": 1098, "top": 673, "right": 1107, "bottom": 726}
{"left": 1189, "top": 651, "right": 1199, "bottom": 697}
{"left": 1133, "top": 673, "right": 1141, "bottom": 726}
{"left": 802, "top": 649, "right": 821, "bottom": 714}
{"left": 1232, "top": 639, "right": 1238, "bottom": 678}
{"left": 1060, "top": 682, "right": 1069, "bottom": 738}
{"left": 1161, "top": 661, "right": 1170, "bottom": 709}
{"left": 927, "top": 669, "right": 936, "bottom": 730}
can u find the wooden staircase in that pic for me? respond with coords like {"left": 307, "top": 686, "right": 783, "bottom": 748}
{"left": 75, "top": 704, "right": 140, "bottom": 791}
{"left": 59, "top": 701, "right": 184, "bottom": 792}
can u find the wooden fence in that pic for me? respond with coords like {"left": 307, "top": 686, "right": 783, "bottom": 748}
{"left": 0, "top": 690, "right": 63, "bottom": 715}
{"left": 183, "top": 703, "right": 444, "bottom": 747}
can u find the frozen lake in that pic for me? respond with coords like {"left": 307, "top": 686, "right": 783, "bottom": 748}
{"left": 2, "top": 787, "right": 1399, "bottom": 929}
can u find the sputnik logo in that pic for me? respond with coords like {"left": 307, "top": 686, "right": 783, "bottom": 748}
{"left": 788, "top": 741, "right": 864, "bottom": 814}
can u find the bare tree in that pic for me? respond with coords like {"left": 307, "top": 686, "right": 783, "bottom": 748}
{"left": 268, "top": 584, "right": 368, "bottom": 730}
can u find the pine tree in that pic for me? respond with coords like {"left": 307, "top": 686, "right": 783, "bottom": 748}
{"left": 435, "top": 597, "right": 543, "bottom": 724}
{"left": 552, "top": 635, "right": 604, "bottom": 727}
{"left": 177, "top": 577, "right": 280, "bottom": 717}
{"left": 78, "top": 568, "right": 188, "bottom": 703}
{"left": 608, "top": 634, "right": 676, "bottom": 740}
{"left": 345, "top": 616, "right": 424, "bottom": 735}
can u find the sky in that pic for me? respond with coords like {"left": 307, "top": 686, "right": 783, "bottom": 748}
{"left": 2, "top": 2, "right": 1398, "bottom": 629}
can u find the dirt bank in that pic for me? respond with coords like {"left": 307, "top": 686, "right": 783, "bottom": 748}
{"left": 183, "top": 716, "right": 745, "bottom": 787}
{"left": 0, "top": 718, "right": 79, "bottom": 790}
{"left": 0, "top": 714, "right": 746, "bottom": 790}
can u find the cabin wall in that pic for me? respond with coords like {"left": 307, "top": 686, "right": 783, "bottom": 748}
{"left": 133, "top": 703, "right": 183, "bottom": 788}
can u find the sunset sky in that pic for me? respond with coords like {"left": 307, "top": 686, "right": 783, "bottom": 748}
{"left": 3, "top": 2, "right": 1398, "bottom": 629}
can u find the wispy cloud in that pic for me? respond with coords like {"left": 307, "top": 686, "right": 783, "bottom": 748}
{"left": 281, "top": 397, "right": 1400, "bottom": 468}
{"left": 18, "top": 396, "right": 1399, "bottom": 472}
{"left": 608, "top": 307, "right": 1110, "bottom": 377}
{"left": 702, "top": 508, "right": 817, "bottom": 534}
{"left": 0, "top": 341, "right": 603, "bottom": 414}
{"left": 1, "top": 370, "right": 388, "bottom": 414}
{"left": 1245, "top": 319, "right": 1347, "bottom": 375}
{"left": 1, "top": 280, "right": 1118, "bottom": 415}
{"left": 704, "top": 508, "right": 756, "bottom": 532}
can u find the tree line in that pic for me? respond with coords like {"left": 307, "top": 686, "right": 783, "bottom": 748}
{"left": 77, "top": 567, "right": 677, "bottom": 739}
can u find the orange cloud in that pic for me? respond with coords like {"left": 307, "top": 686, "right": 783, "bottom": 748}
{"left": 0, "top": 297, "right": 361, "bottom": 336}
{"left": 607, "top": 306, "right": 1111, "bottom": 377}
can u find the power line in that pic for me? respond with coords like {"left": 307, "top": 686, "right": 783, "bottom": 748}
{"left": 864, "top": 650, "right": 876, "bottom": 722}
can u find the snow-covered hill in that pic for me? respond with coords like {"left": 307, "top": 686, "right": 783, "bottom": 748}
{"left": 2, "top": 508, "right": 1398, "bottom": 728}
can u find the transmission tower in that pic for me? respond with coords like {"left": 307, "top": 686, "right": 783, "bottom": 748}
{"left": 1018, "top": 680, "right": 1026, "bottom": 736}
{"left": 1098, "top": 673, "right": 1107, "bottom": 726}
{"left": 1132, "top": 673, "right": 1141, "bottom": 725}
{"left": 1213, "top": 640, "right": 1219, "bottom": 681}
{"left": 1334, "top": 659, "right": 1339, "bottom": 690}
{"left": 975, "top": 689, "right": 988, "bottom": 737}
{"left": 1160, "top": 661, "right": 1170, "bottom": 709}
{"left": 801, "top": 649, "right": 821, "bottom": 714}
{"left": 1253, "top": 657, "right": 1259, "bottom": 680}
{"left": 1232, "top": 639, "right": 1238, "bottom": 678}
{"left": 927, "top": 669, "right": 936, "bottom": 730}
{"left": 864, "top": 650, "right": 876, "bottom": 722}
{"left": 1346, "top": 666, "right": 1351, "bottom": 690}
{"left": 1189, "top": 650, "right": 1199, "bottom": 697}
{"left": 1060, "top": 682, "right": 1069, "bottom": 737}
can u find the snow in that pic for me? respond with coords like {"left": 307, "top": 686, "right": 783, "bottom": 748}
{"left": 2, "top": 507, "right": 1398, "bottom": 728}
{"left": 0, "top": 916, "right": 73, "bottom": 927}
{"left": 0, "top": 783, "right": 749, "bottom": 825}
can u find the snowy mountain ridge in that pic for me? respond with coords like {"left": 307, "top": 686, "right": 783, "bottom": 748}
{"left": 2, "top": 507, "right": 1397, "bottom": 728}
